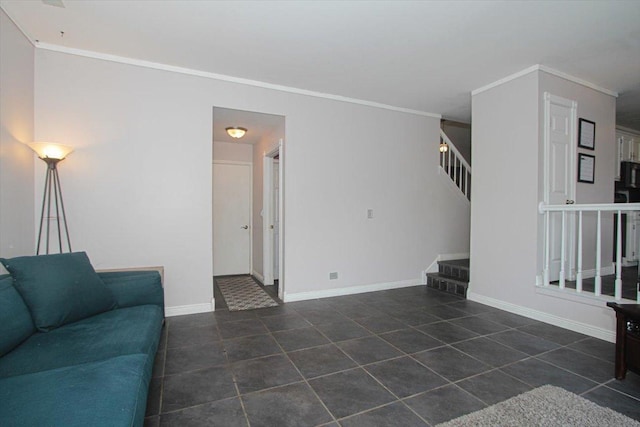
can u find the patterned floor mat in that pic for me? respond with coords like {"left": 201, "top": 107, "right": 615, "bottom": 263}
{"left": 216, "top": 276, "right": 279, "bottom": 311}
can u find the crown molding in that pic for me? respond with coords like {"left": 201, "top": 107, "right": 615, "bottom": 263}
{"left": 538, "top": 65, "right": 618, "bottom": 98}
{"left": 36, "top": 42, "right": 441, "bottom": 119}
{"left": 472, "top": 64, "right": 618, "bottom": 98}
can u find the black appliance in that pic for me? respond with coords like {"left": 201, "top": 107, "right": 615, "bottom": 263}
{"left": 614, "top": 192, "right": 628, "bottom": 260}
{"left": 620, "top": 162, "right": 640, "bottom": 188}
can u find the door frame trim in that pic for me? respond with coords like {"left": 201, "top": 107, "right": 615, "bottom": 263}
{"left": 212, "top": 160, "right": 253, "bottom": 275}
{"left": 263, "top": 139, "right": 284, "bottom": 300}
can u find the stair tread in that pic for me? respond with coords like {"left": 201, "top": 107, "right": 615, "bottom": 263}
{"left": 426, "top": 272, "right": 469, "bottom": 285}
{"left": 437, "top": 259, "right": 470, "bottom": 269}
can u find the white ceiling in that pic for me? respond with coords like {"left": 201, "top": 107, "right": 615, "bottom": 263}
{"left": 2, "top": 0, "right": 639, "bottom": 128}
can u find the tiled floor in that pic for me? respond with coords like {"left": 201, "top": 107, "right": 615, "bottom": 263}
{"left": 145, "top": 286, "right": 640, "bottom": 426}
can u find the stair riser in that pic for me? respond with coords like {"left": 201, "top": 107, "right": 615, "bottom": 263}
{"left": 438, "top": 265, "right": 469, "bottom": 281}
{"left": 427, "top": 276, "right": 467, "bottom": 298}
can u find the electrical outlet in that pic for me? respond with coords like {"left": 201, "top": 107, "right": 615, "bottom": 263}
{"left": 367, "top": 209, "right": 374, "bottom": 219}
{"left": 329, "top": 272, "right": 338, "bottom": 280}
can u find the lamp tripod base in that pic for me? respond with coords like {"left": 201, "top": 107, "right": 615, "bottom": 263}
{"left": 36, "top": 159, "right": 72, "bottom": 255}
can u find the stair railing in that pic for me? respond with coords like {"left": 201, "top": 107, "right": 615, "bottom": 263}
{"left": 439, "top": 129, "right": 471, "bottom": 200}
{"left": 539, "top": 202, "right": 640, "bottom": 303}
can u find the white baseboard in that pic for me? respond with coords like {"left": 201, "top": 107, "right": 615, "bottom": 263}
{"left": 425, "top": 258, "right": 440, "bottom": 275}
{"left": 284, "top": 279, "right": 421, "bottom": 303}
{"left": 467, "top": 291, "right": 615, "bottom": 343}
{"left": 252, "top": 270, "right": 265, "bottom": 284}
{"left": 580, "top": 265, "right": 614, "bottom": 279}
{"left": 165, "top": 299, "right": 215, "bottom": 317}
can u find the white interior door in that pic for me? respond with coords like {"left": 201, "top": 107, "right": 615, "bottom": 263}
{"left": 544, "top": 93, "right": 577, "bottom": 281}
{"left": 213, "top": 162, "right": 251, "bottom": 276}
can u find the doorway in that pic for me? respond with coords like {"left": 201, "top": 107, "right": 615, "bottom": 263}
{"left": 543, "top": 92, "right": 577, "bottom": 281}
{"left": 212, "top": 107, "right": 285, "bottom": 308}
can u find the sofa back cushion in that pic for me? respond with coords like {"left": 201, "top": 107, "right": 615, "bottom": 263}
{"left": 0, "top": 252, "right": 116, "bottom": 332}
{"left": 0, "top": 275, "right": 36, "bottom": 356}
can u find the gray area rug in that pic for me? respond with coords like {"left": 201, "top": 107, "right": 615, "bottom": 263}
{"left": 216, "top": 276, "right": 278, "bottom": 311}
{"left": 437, "top": 385, "right": 640, "bottom": 427}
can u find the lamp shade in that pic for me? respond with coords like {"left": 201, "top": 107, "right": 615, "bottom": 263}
{"left": 27, "top": 142, "right": 74, "bottom": 160}
{"left": 226, "top": 127, "right": 247, "bottom": 139}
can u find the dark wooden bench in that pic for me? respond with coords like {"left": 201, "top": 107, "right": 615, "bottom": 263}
{"left": 607, "top": 302, "right": 640, "bottom": 380}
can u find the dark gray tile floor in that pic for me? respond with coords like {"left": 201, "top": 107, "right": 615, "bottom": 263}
{"left": 145, "top": 286, "right": 640, "bottom": 426}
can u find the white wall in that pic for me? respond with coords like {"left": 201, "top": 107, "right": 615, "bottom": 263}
{"left": 470, "top": 68, "right": 618, "bottom": 340}
{"left": 470, "top": 71, "right": 540, "bottom": 311}
{"left": 0, "top": 10, "right": 35, "bottom": 269}
{"left": 33, "top": 48, "right": 470, "bottom": 312}
{"left": 284, "top": 104, "right": 469, "bottom": 299}
{"left": 212, "top": 140, "right": 253, "bottom": 163}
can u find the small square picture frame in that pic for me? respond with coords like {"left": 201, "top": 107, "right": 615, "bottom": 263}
{"left": 578, "top": 153, "right": 595, "bottom": 184}
{"left": 578, "top": 118, "right": 595, "bottom": 150}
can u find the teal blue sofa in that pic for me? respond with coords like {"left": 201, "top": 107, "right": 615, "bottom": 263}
{"left": 0, "top": 252, "right": 164, "bottom": 427}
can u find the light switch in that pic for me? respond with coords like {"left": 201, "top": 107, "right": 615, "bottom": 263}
{"left": 367, "top": 209, "right": 374, "bottom": 219}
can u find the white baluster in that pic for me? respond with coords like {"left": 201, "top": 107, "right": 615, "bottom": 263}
{"left": 576, "top": 210, "right": 583, "bottom": 293}
{"left": 543, "top": 210, "right": 550, "bottom": 286}
{"left": 560, "top": 210, "right": 566, "bottom": 289}
{"left": 454, "top": 155, "right": 458, "bottom": 186}
{"left": 464, "top": 169, "right": 469, "bottom": 198}
{"left": 615, "top": 210, "right": 622, "bottom": 300}
{"left": 595, "top": 210, "right": 602, "bottom": 296}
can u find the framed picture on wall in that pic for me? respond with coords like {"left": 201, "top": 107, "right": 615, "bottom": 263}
{"left": 578, "top": 153, "right": 595, "bottom": 184}
{"left": 578, "top": 118, "right": 596, "bottom": 150}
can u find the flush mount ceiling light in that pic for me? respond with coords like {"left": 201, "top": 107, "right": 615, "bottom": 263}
{"left": 226, "top": 127, "right": 247, "bottom": 139}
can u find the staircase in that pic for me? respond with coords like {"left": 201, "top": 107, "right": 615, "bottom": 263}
{"left": 439, "top": 129, "right": 471, "bottom": 201}
{"left": 426, "top": 259, "right": 469, "bottom": 298}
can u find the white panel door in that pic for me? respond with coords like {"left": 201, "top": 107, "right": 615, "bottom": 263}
{"left": 213, "top": 163, "right": 251, "bottom": 276}
{"left": 544, "top": 93, "right": 577, "bottom": 281}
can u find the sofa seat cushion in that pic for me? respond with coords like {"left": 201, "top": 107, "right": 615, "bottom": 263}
{"left": 0, "top": 354, "right": 150, "bottom": 427}
{"left": 0, "top": 305, "right": 162, "bottom": 378}
{"left": 0, "top": 275, "right": 35, "bottom": 357}
{"left": 0, "top": 252, "right": 116, "bottom": 331}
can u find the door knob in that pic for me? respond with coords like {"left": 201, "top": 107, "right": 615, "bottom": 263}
{"left": 241, "top": 225, "right": 249, "bottom": 229}
{"left": 565, "top": 200, "right": 575, "bottom": 204}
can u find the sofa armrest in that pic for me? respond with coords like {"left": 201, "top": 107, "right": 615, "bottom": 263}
{"left": 97, "top": 268, "right": 164, "bottom": 312}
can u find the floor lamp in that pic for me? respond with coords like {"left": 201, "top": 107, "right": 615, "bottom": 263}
{"left": 28, "top": 142, "right": 74, "bottom": 255}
